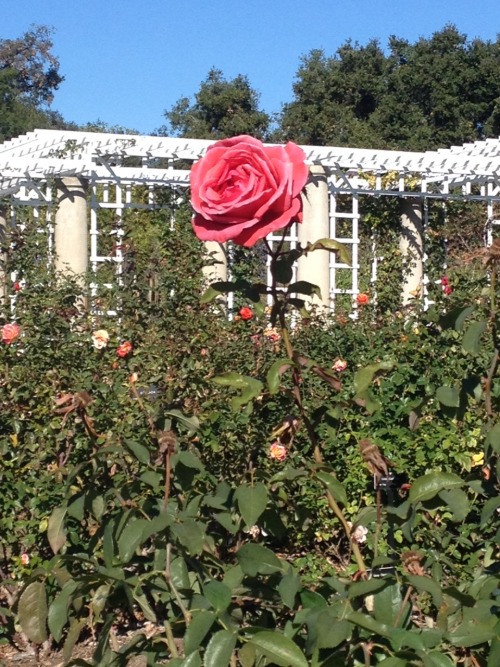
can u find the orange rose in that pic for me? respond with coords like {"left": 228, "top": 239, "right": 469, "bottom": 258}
{"left": 116, "top": 341, "right": 133, "bottom": 358}
{"left": 2, "top": 322, "right": 20, "bottom": 344}
{"left": 356, "top": 293, "right": 369, "bottom": 306}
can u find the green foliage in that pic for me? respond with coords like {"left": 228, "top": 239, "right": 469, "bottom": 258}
{"left": 161, "top": 67, "right": 271, "bottom": 140}
{"left": 279, "top": 25, "right": 500, "bottom": 149}
{"left": 1, "top": 202, "right": 499, "bottom": 666}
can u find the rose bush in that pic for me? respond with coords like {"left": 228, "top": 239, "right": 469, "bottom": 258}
{"left": 190, "top": 134, "right": 309, "bottom": 247}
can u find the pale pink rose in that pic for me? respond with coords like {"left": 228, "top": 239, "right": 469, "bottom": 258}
{"left": 269, "top": 442, "right": 287, "bottom": 461}
{"left": 332, "top": 358, "right": 348, "bottom": 372}
{"left": 92, "top": 329, "right": 109, "bottom": 349}
{"left": 348, "top": 522, "right": 368, "bottom": 544}
{"left": 20, "top": 553, "right": 30, "bottom": 566}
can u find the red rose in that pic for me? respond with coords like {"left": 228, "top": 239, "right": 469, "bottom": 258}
{"left": 239, "top": 306, "right": 253, "bottom": 321}
{"left": 190, "top": 135, "right": 309, "bottom": 247}
{"left": 116, "top": 341, "right": 133, "bottom": 358}
{"left": 356, "top": 293, "right": 369, "bottom": 306}
{"left": 2, "top": 322, "right": 20, "bottom": 344}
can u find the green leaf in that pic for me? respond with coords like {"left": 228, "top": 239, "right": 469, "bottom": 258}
{"left": 278, "top": 567, "right": 301, "bottom": 608}
{"left": 212, "top": 373, "right": 263, "bottom": 411}
{"left": 409, "top": 471, "right": 463, "bottom": 504}
{"left": 166, "top": 409, "right": 200, "bottom": 432}
{"left": 234, "top": 483, "right": 268, "bottom": 527}
{"left": 236, "top": 543, "right": 283, "bottom": 576}
{"left": 18, "top": 581, "right": 48, "bottom": 644}
{"left": 423, "top": 651, "right": 456, "bottom": 667}
{"left": 353, "top": 360, "right": 394, "bottom": 395}
{"left": 48, "top": 579, "right": 78, "bottom": 642}
{"left": 125, "top": 438, "right": 151, "bottom": 464}
{"left": 248, "top": 631, "right": 309, "bottom": 667}
{"left": 405, "top": 574, "right": 443, "bottom": 607}
{"left": 486, "top": 422, "right": 500, "bottom": 455}
{"left": 204, "top": 581, "right": 232, "bottom": 613}
{"left": 348, "top": 577, "right": 391, "bottom": 599}
{"left": 307, "top": 238, "right": 351, "bottom": 265}
{"left": 117, "top": 518, "right": 148, "bottom": 563}
{"left": 274, "top": 256, "right": 295, "bottom": 284}
{"left": 287, "top": 280, "right": 321, "bottom": 298}
{"left": 203, "top": 629, "right": 237, "bottom": 667}
{"left": 462, "top": 320, "right": 487, "bottom": 355}
{"left": 346, "top": 611, "right": 392, "bottom": 638}
{"left": 184, "top": 610, "right": 216, "bottom": 655}
{"left": 438, "top": 488, "right": 470, "bottom": 522}
{"left": 373, "top": 582, "right": 409, "bottom": 627}
{"left": 436, "top": 385, "right": 460, "bottom": 408}
{"left": 201, "top": 281, "right": 236, "bottom": 303}
{"left": 47, "top": 505, "right": 67, "bottom": 555}
{"left": 314, "top": 471, "right": 348, "bottom": 506}
{"left": 63, "top": 619, "right": 86, "bottom": 663}
{"left": 90, "top": 584, "right": 111, "bottom": 617}
{"left": 447, "top": 620, "right": 497, "bottom": 647}
{"left": 171, "top": 518, "right": 205, "bottom": 555}
{"left": 266, "top": 359, "right": 295, "bottom": 395}
{"left": 480, "top": 495, "right": 500, "bottom": 527}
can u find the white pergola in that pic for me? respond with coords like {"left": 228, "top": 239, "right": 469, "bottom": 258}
{"left": 1, "top": 129, "right": 500, "bottom": 312}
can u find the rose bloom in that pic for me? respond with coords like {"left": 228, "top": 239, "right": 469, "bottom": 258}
{"left": 332, "top": 358, "right": 348, "bottom": 373}
{"left": 239, "top": 306, "right": 253, "bottom": 321}
{"left": 116, "top": 341, "right": 133, "bottom": 357}
{"left": 92, "top": 329, "right": 109, "bottom": 349}
{"left": 356, "top": 293, "right": 369, "bottom": 306}
{"left": 269, "top": 442, "right": 287, "bottom": 461}
{"left": 2, "top": 322, "right": 20, "bottom": 344}
{"left": 20, "top": 553, "right": 30, "bottom": 566}
{"left": 190, "top": 135, "right": 309, "bottom": 247}
{"left": 263, "top": 327, "right": 281, "bottom": 343}
{"left": 347, "top": 522, "right": 368, "bottom": 544}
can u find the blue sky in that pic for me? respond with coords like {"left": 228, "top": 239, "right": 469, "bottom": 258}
{"left": 2, "top": 0, "right": 500, "bottom": 135}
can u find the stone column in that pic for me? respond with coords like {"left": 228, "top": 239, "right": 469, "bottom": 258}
{"left": 297, "top": 165, "right": 330, "bottom": 310}
{"left": 202, "top": 241, "right": 227, "bottom": 285}
{"left": 54, "top": 177, "right": 88, "bottom": 279}
{"left": 400, "top": 198, "right": 424, "bottom": 306}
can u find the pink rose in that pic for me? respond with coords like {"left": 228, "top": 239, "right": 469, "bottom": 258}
{"left": 332, "top": 358, "right": 348, "bottom": 373}
{"left": 190, "top": 135, "right": 309, "bottom": 247}
{"left": 116, "top": 341, "right": 133, "bottom": 358}
{"left": 269, "top": 442, "right": 287, "bottom": 461}
{"left": 2, "top": 323, "right": 20, "bottom": 344}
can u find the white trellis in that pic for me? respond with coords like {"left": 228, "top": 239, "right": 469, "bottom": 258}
{"left": 1, "top": 129, "right": 500, "bottom": 314}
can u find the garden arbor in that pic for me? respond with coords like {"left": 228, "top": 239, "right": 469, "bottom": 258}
{"left": 1, "top": 128, "right": 500, "bottom": 312}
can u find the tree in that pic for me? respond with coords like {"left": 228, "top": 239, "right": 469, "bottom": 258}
{"left": 0, "top": 25, "right": 67, "bottom": 141}
{"left": 160, "top": 68, "right": 270, "bottom": 140}
{"left": 280, "top": 26, "right": 500, "bottom": 150}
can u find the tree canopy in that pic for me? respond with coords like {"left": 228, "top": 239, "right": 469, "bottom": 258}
{"left": 0, "top": 25, "right": 68, "bottom": 142}
{"left": 279, "top": 25, "right": 500, "bottom": 150}
{"left": 160, "top": 68, "right": 271, "bottom": 140}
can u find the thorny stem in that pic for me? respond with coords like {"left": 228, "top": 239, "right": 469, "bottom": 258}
{"left": 485, "top": 265, "right": 499, "bottom": 418}
{"left": 393, "top": 585, "right": 413, "bottom": 627}
{"left": 165, "top": 543, "right": 192, "bottom": 625}
{"left": 164, "top": 448, "right": 172, "bottom": 512}
{"left": 164, "top": 620, "right": 179, "bottom": 659}
{"left": 269, "top": 241, "right": 368, "bottom": 577}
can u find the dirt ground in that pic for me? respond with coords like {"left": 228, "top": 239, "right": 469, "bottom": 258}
{"left": 0, "top": 641, "right": 148, "bottom": 666}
